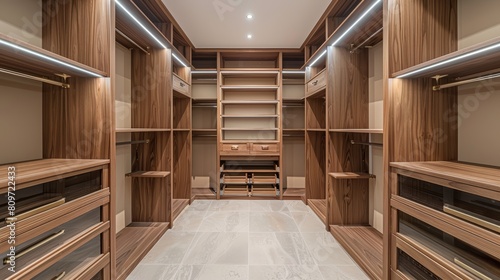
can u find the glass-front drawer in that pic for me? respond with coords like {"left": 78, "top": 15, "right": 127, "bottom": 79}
{"left": 0, "top": 208, "right": 101, "bottom": 278}
{"left": 32, "top": 235, "right": 102, "bottom": 280}
{"left": 398, "top": 211, "right": 500, "bottom": 279}
{"left": 0, "top": 170, "right": 102, "bottom": 227}
{"left": 398, "top": 175, "right": 500, "bottom": 234}
{"left": 397, "top": 249, "right": 441, "bottom": 280}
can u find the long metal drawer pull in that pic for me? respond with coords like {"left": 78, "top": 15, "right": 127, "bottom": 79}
{"left": 231, "top": 145, "right": 239, "bottom": 150}
{"left": 5, "top": 198, "right": 65, "bottom": 223}
{"left": 443, "top": 204, "right": 500, "bottom": 234}
{"left": 3, "top": 229, "right": 65, "bottom": 264}
{"left": 51, "top": 271, "right": 66, "bottom": 280}
{"left": 454, "top": 258, "right": 492, "bottom": 280}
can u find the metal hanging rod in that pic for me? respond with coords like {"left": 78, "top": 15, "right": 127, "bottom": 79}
{"left": 193, "top": 134, "right": 217, "bottom": 137}
{"left": 433, "top": 72, "right": 500, "bottom": 91}
{"left": 116, "top": 29, "right": 150, "bottom": 55}
{"left": 116, "top": 139, "right": 150, "bottom": 146}
{"left": 0, "top": 67, "right": 70, "bottom": 88}
{"left": 350, "top": 27, "right": 383, "bottom": 54}
{"left": 350, "top": 139, "right": 383, "bottom": 147}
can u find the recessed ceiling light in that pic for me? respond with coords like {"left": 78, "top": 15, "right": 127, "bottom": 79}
{"left": 246, "top": 14, "right": 253, "bottom": 19}
{"left": 247, "top": 34, "right": 252, "bottom": 39}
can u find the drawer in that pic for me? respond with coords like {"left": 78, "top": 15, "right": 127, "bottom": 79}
{"left": 252, "top": 175, "right": 278, "bottom": 184}
{"left": 220, "top": 143, "right": 250, "bottom": 155}
{"left": 173, "top": 75, "right": 190, "bottom": 96}
{"left": 0, "top": 208, "right": 103, "bottom": 279}
{"left": 250, "top": 143, "right": 280, "bottom": 155}
{"left": 306, "top": 70, "right": 326, "bottom": 95}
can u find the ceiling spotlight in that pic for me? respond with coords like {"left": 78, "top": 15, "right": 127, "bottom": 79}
{"left": 247, "top": 34, "right": 252, "bottom": 39}
{"left": 246, "top": 14, "right": 253, "bottom": 19}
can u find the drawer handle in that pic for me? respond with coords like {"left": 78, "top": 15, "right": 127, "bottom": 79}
{"left": 261, "top": 145, "right": 269, "bottom": 150}
{"left": 180, "top": 82, "right": 185, "bottom": 87}
{"left": 52, "top": 271, "right": 66, "bottom": 280}
{"left": 454, "top": 258, "right": 492, "bottom": 280}
{"left": 5, "top": 198, "right": 65, "bottom": 223}
{"left": 443, "top": 204, "right": 500, "bottom": 234}
{"left": 312, "top": 80, "right": 318, "bottom": 86}
{"left": 3, "top": 229, "right": 65, "bottom": 265}
{"left": 231, "top": 145, "right": 239, "bottom": 150}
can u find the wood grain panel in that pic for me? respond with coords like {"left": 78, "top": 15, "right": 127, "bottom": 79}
{"left": 131, "top": 48, "right": 172, "bottom": 129}
{"left": 387, "top": 0, "right": 457, "bottom": 74}
{"left": 173, "top": 97, "right": 191, "bottom": 129}
{"left": 308, "top": 199, "right": 327, "bottom": 224}
{"left": 329, "top": 47, "right": 368, "bottom": 129}
{"left": 305, "top": 95, "right": 326, "bottom": 129}
{"left": 305, "top": 131, "right": 326, "bottom": 199}
{"left": 131, "top": 177, "right": 170, "bottom": 222}
{"left": 173, "top": 131, "right": 192, "bottom": 200}
{"left": 43, "top": 0, "right": 110, "bottom": 74}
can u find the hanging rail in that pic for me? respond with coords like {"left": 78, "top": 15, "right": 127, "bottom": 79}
{"left": 350, "top": 139, "right": 383, "bottom": 147}
{"left": 350, "top": 27, "right": 383, "bottom": 54}
{"left": 433, "top": 72, "right": 500, "bottom": 91}
{"left": 116, "top": 29, "right": 150, "bottom": 55}
{"left": 116, "top": 139, "right": 150, "bottom": 146}
{"left": 0, "top": 67, "right": 70, "bottom": 88}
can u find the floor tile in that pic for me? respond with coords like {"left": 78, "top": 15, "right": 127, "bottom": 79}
{"left": 171, "top": 210, "right": 207, "bottom": 232}
{"left": 187, "top": 200, "right": 212, "bottom": 211}
{"left": 140, "top": 231, "right": 197, "bottom": 264}
{"left": 183, "top": 232, "right": 249, "bottom": 265}
{"left": 301, "top": 232, "right": 355, "bottom": 266}
{"left": 319, "top": 265, "right": 370, "bottom": 280}
{"left": 291, "top": 212, "right": 326, "bottom": 232}
{"left": 208, "top": 200, "right": 250, "bottom": 212}
{"left": 285, "top": 201, "right": 311, "bottom": 212}
{"left": 248, "top": 232, "right": 315, "bottom": 265}
{"left": 199, "top": 211, "right": 249, "bottom": 232}
{"left": 250, "top": 200, "right": 289, "bottom": 212}
{"left": 174, "top": 265, "right": 249, "bottom": 280}
{"left": 127, "top": 264, "right": 178, "bottom": 280}
{"left": 249, "top": 265, "right": 323, "bottom": 280}
{"left": 250, "top": 212, "right": 299, "bottom": 232}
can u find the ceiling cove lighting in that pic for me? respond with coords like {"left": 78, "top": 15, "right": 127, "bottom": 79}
{"left": 115, "top": 0, "right": 167, "bottom": 49}
{"left": 309, "top": 50, "right": 327, "bottom": 67}
{"left": 396, "top": 42, "right": 500, "bottom": 78}
{"left": 172, "top": 53, "right": 187, "bottom": 67}
{"left": 0, "top": 39, "right": 102, "bottom": 77}
{"left": 331, "top": 0, "right": 382, "bottom": 46}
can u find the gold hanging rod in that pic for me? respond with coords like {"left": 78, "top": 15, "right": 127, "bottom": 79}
{"left": 350, "top": 139, "right": 383, "bottom": 147}
{"left": 0, "top": 67, "right": 70, "bottom": 88}
{"left": 116, "top": 139, "right": 150, "bottom": 146}
{"left": 350, "top": 27, "right": 383, "bottom": 53}
{"left": 433, "top": 72, "right": 500, "bottom": 91}
{"left": 116, "top": 29, "right": 150, "bottom": 55}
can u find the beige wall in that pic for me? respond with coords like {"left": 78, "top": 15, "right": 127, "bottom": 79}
{"left": 0, "top": 2, "right": 42, "bottom": 164}
{"left": 458, "top": 0, "right": 500, "bottom": 167}
{"left": 115, "top": 43, "right": 132, "bottom": 232}
{"left": 368, "top": 42, "right": 384, "bottom": 233}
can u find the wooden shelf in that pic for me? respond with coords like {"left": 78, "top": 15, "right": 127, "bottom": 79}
{"left": 330, "top": 225, "right": 383, "bottom": 280}
{"left": 192, "top": 128, "right": 217, "bottom": 132}
{"left": 390, "top": 161, "right": 500, "bottom": 191}
{"left": 222, "top": 169, "right": 278, "bottom": 173}
{"left": 0, "top": 159, "right": 109, "bottom": 190}
{"left": 116, "top": 222, "right": 169, "bottom": 280}
{"left": 283, "top": 188, "right": 305, "bottom": 198}
{"left": 283, "top": 128, "right": 305, "bottom": 132}
{"left": 220, "top": 85, "right": 279, "bottom": 90}
{"left": 329, "top": 172, "right": 376, "bottom": 179}
{"left": 221, "top": 100, "right": 279, "bottom": 105}
{"left": 221, "top": 70, "right": 279, "bottom": 75}
{"left": 116, "top": 128, "right": 170, "bottom": 133}
{"left": 392, "top": 36, "right": 500, "bottom": 78}
{"left": 0, "top": 33, "right": 107, "bottom": 78}
{"left": 306, "top": 128, "right": 326, "bottom": 132}
{"left": 191, "top": 188, "right": 216, "bottom": 200}
{"left": 125, "top": 171, "right": 171, "bottom": 178}
{"left": 222, "top": 114, "right": 279, "bottom": 118}
{"left": 329, "top": 129, "right": 383, "bottom": 134}
{"left": 308, "top": 199, "right": 327, "bottom": 224}
{"left": 172, "top": 199, "right": 189, "bottom": 221}
{"left": 222, "top": 128, "right": 279, "bottom": 131}
{"left": 173, "top": 128, "right": 191, "bottom": 132}
{"left": 220, "top": 68, "right": 280, "bottom": 72}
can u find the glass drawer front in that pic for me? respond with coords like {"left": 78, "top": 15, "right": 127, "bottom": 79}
{"left": 0, "top": 208, "right": 101, "bottom": 278}
{"left": 398, "top": 211, "right": 500, "bottom": 279}
{"left": 32, "top": 235, "right": 102, "bottom": 280}
{"left": 397, "top": 249, "right": 442, "bottom": 280}
{"left": 398, "top": 175, "right": 500, "bottom": 233}
{"left": 0, "top": 170, "right": 102, "bottom": 227}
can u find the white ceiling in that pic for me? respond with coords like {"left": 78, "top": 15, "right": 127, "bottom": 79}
{"left": 162, "top": 0, "right": 331, "bottom": 49}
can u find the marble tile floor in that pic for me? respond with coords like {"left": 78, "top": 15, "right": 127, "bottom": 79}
{"left": 128, "top": 200, "right": 370, "bottom": 280}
